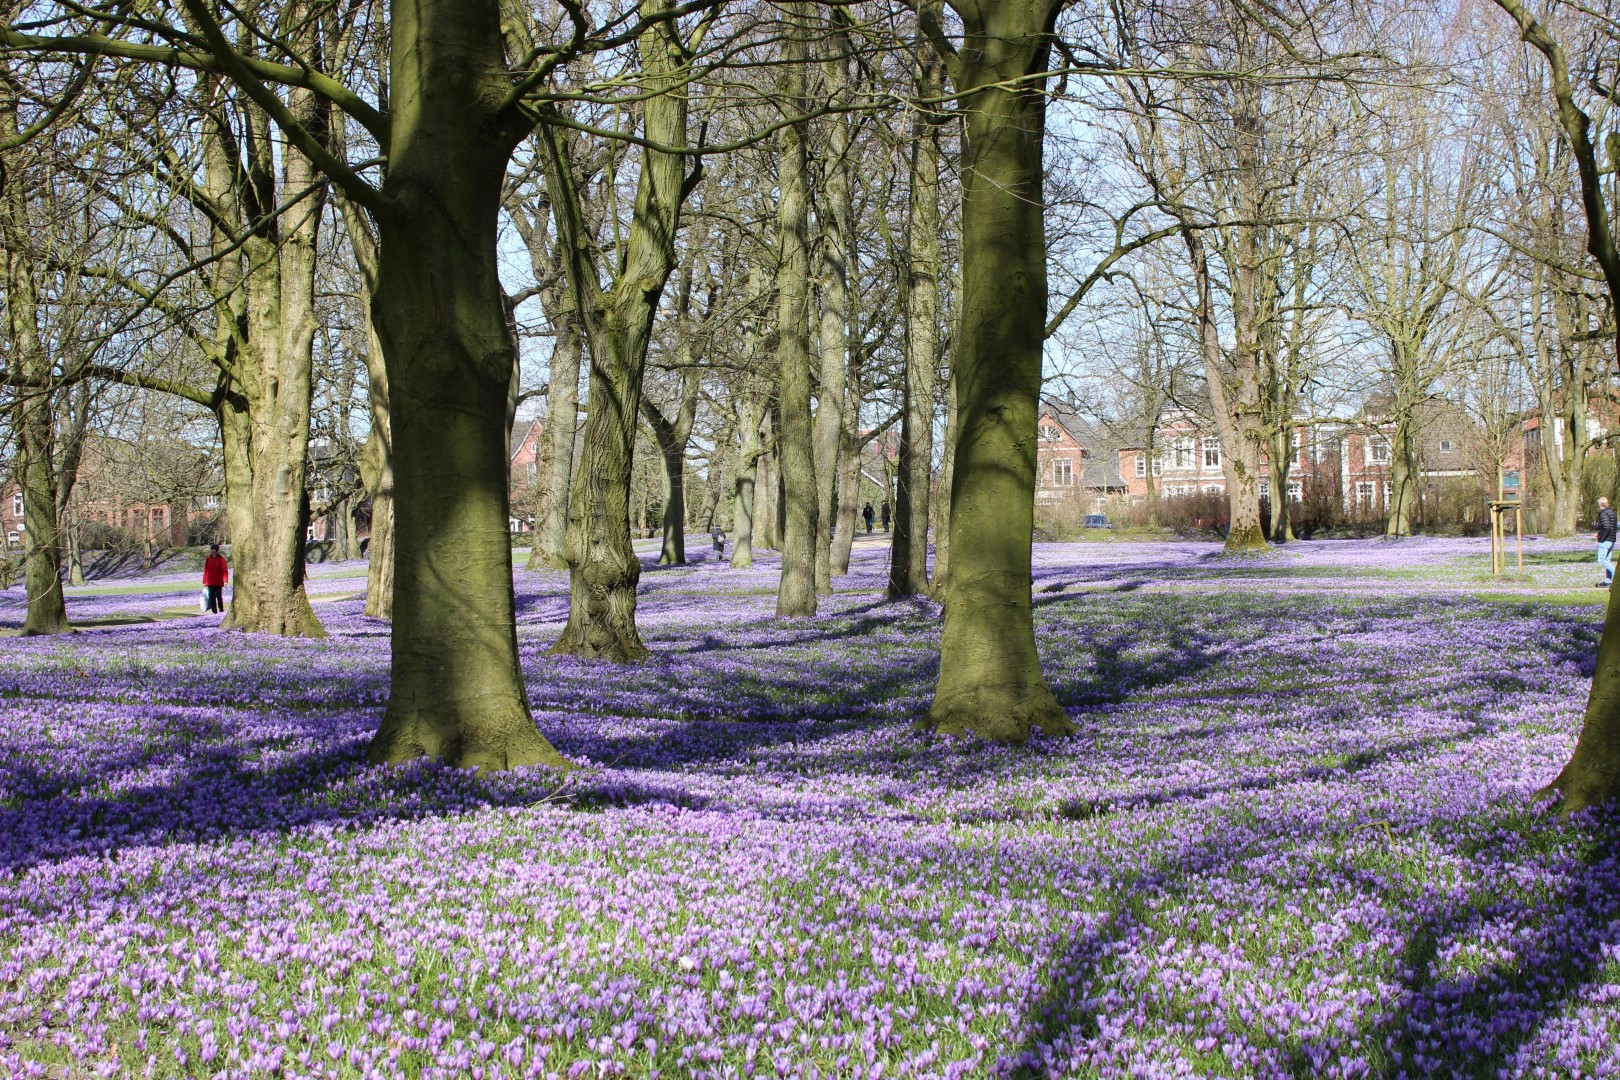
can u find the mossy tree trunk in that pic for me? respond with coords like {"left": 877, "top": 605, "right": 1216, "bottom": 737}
{"left": 2, "top": 74, "right": 70, "bottom": 636}
{"left": 775, "top": 2, "right": 819, "bottom": 618}
{"left": 362, "top": 0, "right": 566, "bottom": 770}
{"left": 921, "top": 0, "right": 1073, "bottom": 741}
{"left": 543, "top": 0, "right": 696, "bottom": 659}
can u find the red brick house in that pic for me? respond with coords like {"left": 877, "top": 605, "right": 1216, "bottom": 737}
{"left": 1035, "top": 397, "right": 1127, "bottom": 509}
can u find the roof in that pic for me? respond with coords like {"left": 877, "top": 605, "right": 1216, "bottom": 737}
{"left": 509, "top": 418, "right": 541, "bottom": 461}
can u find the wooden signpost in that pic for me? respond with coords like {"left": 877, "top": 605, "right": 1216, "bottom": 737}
{"left": 1490, "top": 468, "right": 1523, "bottom": 575}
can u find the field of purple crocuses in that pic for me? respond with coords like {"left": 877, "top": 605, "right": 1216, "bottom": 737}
{"left": 2, "top": 536, "right": 1619, "bottom": 1078}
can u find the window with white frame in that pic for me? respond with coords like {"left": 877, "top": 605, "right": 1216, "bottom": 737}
{"left": 1039, "top": 423, "right": 1060, "bottom": 443}
{"left": 6, "top": 531, "right": 17, "bottom": 548}
{"left": 1153, "top": 455, "right": 1164, "bottom": 476}
{"left": 1293, "top": 431, "right": 1306, "bottom": 467}
{"left": 1368, "top": 436, "right": 1391, "bottom": 465}
{"left": 1203, "top": 437, "right": 1221, "bottom": 468}
{"left": 1052, "top": 459, "right": 1074, "bottom": 486}
{"left": 10, "top": 492, "right": 20, "bottom": 518}
{"left": 1204, "top": 484, "right": 1223, "bottom": 496}
{"left": 1356, "top": 481, "right": 1376, "bottom": 506}
{"left": 1383, "top": 482, "right": 1392, "bottom": 505}
{"left": 1135, "top": 455, "right": 1146, "bottom": 477}
{"left": 1439, "top": 439, "right": 1453, "bottom": 452}
{"left": 1175, "top": 439, "right": 1194, "bottom": 468}
{"left": 1287, "top": 481, "right": 1303, "bottom": 501}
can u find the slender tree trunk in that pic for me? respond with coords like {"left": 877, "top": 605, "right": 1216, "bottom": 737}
{"left": 2, "top": 90, "right": 70, "bottom": 635}
{"left": 928, "top": 377, "right": 957, "bottom": 603}
{"left": 645, "top": 370, "right": 699, "bottom": 566}
{"left": 530, "top": 323, "right": 581, "bottom": 569}
{"left": 1268, "top": 429, "right": 1294, "bottom": 543}
{"left": 830, "top": 372, "right": 863, "bottom": 575}
{"left": 217, "top": 400, "right": 261, "bottom": 629}
{"left": 731, "top": 396, "right": 763, "bottom": 569}
{"left": 1386, "top": 404, "right": 1418, "bottom": 537}
{"left": 775, "top": 3, "right": 819, "bottom": 617}
{"left": 889, "top": 71, "right": 942, "bottom": 599}
{"left": 922, "top": 0, "right": 1072, "bottom": 741}
{"left": 363, "top": 0, "right": 566, "bottom": 770}
{"left": 812, "top": 25, "right": 853, "bottom": 597}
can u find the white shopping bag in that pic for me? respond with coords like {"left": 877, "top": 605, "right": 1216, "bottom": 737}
{"left": 199, "top": 590, "right": 210, "bottom": 613}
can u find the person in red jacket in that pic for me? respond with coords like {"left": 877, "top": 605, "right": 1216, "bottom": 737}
{"left": 202, "top": 544, "right": 229, "bottom": 614}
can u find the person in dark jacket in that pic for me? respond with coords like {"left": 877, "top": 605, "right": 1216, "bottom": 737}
{"left": 202, "top": 544, "right": 229, "bottom": 613}
{"left": 711, "top": 524, "right": 726, "bottom": 555}
{"left": 1598, "top": 498, "right": 1618, "bottom": 587}
{"left": 862, "top": 503, "right": 874, "bottom": 534}
{"left": 880, "top": 501, "right": 891, "bottom": 532}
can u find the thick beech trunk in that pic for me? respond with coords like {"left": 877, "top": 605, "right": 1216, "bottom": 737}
{"left": 775, "top": 3, "right": 819, "bottom": 618}
{"left": 922, "top": 1, "right": 1072, "bottom": 741}
{"left": 363, "top": 0, "right": 565, "bottom": 770}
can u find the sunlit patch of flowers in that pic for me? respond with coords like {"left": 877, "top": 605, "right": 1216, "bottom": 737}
{"left": 1, "top": 537, "right": 1618, "bottom": 1078}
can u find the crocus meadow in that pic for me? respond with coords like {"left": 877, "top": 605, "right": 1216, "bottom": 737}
{"left": 1, "top": 537, "right": 1618, "bottom": 1078}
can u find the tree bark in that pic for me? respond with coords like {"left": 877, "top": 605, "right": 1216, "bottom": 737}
{"left": 775, "top": 3, "right": 819, "bottom": 618}
{"left": 730, "top": 395, "right": 763, "bottom": 569}
{"left": 545, "top": 0, "right": 694, "bottom": 660}
{"left": 889, "top": 51, "right": 943, "bottom": 599}
{"left": 362, "top": 0, "right": 566, "bottom": 770}
{"left": 812, "top": 21, "right": 853, "bottom": 597}
{"left": 2, "top": 75, "right": 70, "bottom": 636}
{"left": 830, "top": 368, "right": 863, "bottom": 576}
{"left": 644, "top": 370, "right": 699, "bottom": 566}
{"left": 530, "top": 323, "right": 581, "bottom": 570}
{"left": 928, "top": 375, "right": 957, "bottom": 603}
{"left": 922, "top": 0, "right": 1072, "bottom": 741}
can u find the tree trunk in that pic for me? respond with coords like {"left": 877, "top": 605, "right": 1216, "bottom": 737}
{"left": 1268, "top": 429, "right": 1294, "bottom": 543}
{"left": 755, "top": 411, "right": 781, "bottom": 550}
{"left": 889, "top": 70, "right": 942, "bottom": 599}
{"left": 830, "top": 374, "right": 863, "bottom": 575}
{"left": 922, "top": 0, "right": 1072, "bottom": 741}
{"left": 2, "top": 104, "right": 70, "bottom": 636}
{"left": 645, "top": 370, "right": 699, "bottom": 567}
{"left": 545, "top": 0, "right": 693, "bottom": 660}
{"left": 238, "top": 144, "right": 326, "bottom": 636}
{"left": 363, "top": 0, "right": 566, "bottom": 770}
{"left": 775, "top": 3, "right": 819, "bottom": 618}
{"left": 217, "top": 399, "right": 260, "bottom": 629}
{"left": 731, "top": 396, "right": 763, "bottom": 569}
{"left": 530, "top": 323, "right": 582, "bottom": 570}
{"left": 928, "top": 376, "right": 957, "bottom": 603}
{"left": 812, "top": 25, "right": 853, "bottom": 597}
{"left": 1386, "top": 408, "right": 1419, "bottom": 538}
